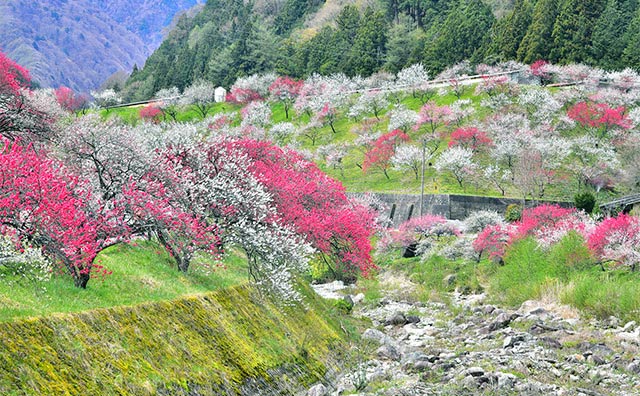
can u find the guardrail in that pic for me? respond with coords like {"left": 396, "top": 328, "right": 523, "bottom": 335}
{"left": 600, "top": 193, "right": 640, "bottom": 214}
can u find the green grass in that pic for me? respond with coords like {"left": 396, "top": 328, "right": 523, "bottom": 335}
{"left": 376, "top": 232, "right": 640, "bottom": 322}
{"left": 0, "top": 241, "right": 248, "bottom": 322}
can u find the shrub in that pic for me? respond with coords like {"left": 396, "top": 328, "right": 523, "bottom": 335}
{"left": 588, "top": 214, "right": 640, "bottom": 271}
{"left": 505, "top": 204, "right": 522, "bottom": 222}
{"left": 472, "top": 224, "right": 515, "bottom": 262}
{"left": 440, "top": 237, "right": 477, "bottom": 261}
{"left": 515, "top": 204, "right": 593, "bottom": 248}
{"left": 574, "top": 192, "right": 596, "bottom": 214}
{"left": 464, "top": 210, "right": 505, "bottom": 233}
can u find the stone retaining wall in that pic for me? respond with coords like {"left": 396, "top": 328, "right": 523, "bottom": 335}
{"left": 353, "top": 193, "right": 572, "bottom": 227}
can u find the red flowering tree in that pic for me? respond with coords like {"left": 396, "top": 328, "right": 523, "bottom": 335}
{"left": 567, "top": 101, "right": 631, "bottom": 141}
{"left": 588, "top": 214, "right": 640, "bottom": 271}
{"left": 473, "top": 224, "right": 515, "bottom": 262}
{"left": 269, "top": 76, "right": 302, "bottom": 119}
{"left": 530, "top": 60, "right": 552, "bottom": 85}
{"left": 0, "top": 51, "right": 30, "bottom": 96}
{"left": 227, "top": 87, "right": 263, "bottom": 104}
{"left": 225, "top": 138, "right": 377, "bottom": 281}
{"left": 54, "top": 86, "right": 89, "bottom": 113}
{"left": 363, "top": 129, "right": 410, "bottom": 179}
{"left": 0, "top": 140, "right": 104, "bottom": 288}
{"left": 0, "top": 51, "right": 58, "bottom": 143}
{"left": 448, "top": 127, "right": 493, "bottom": 153}
{"left": 139, "top": 104, "right": 162, "bottom": 123}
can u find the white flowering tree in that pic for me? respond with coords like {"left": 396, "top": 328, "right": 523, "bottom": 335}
{"left": 391, "top": 144, "right": 423, "bottom": 179}
{"left": 91, "top": 89, "right": 122, "bottom": 108}
{"left": 435, "top": 146, "right": 477, "bottom": 189}
{"left": 396, "top": 63, "right": 433, "bottom": 102}
{"left": 154, "top": 87, "right": 181, "bottom": 121}
{"left": 181, "top": 79, "right": 216, "bottom": 118}
{"left": 241, "top": 100, "right": 272, "bottom": 130}
{"left": 348, "top": 90, "right": 389, "bottom": 121}
{"left": 387, "top": 104, "right": 418, "bottom": 133}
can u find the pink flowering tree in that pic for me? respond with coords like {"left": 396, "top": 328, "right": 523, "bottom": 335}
{"left": 588, "top": 214, "right": 640, "bottom": 271}
{"left": 379, "top": 214, "right": 460, "bottom": 256}
{"left": 413, "top": 101, "right": 451, "bottom": 156}
{"left": 315, "top": 102, "right": 339, "bottom": 134}
{"left": 363, "top": 129, "right": 410, "bottom": 179}
{"left": 227, "top": 138, "right": 377, "bottom": 281}
{"left": 269, "top": 76, "right": 302, "bottom": 119}
{"left": 514, "top": 204, "right": 592, "bottom": 248}
{"left": 567, "top": 101, "right": 632, "bottom": 141}
{"left": 0, "top": 51, "right": 57, "bottom": 143}
{"left": 448, "top": 127, "right": 493, "bottom": 153}
{"left": 530, "top": 60, "right": 552, "bottom": 85}
{"left": 139, "top": 104, "right": 162, "bottom": 123}
{"left": 0, "top": 141, "right": 106, "bottom": 288}
{"left": 472, "top": 224, "right": 516, "bottom": 262}
{"left": 54, "top": 86, "right": 89, "bottom": 114}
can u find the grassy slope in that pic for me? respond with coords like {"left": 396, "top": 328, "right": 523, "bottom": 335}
{"left": 0, "top": 283, "right": 350, "bottom": 395}
{"left": 0, "top": 241, "right": 248, "bottom": 322}
{"left": 104, "top": 84, "right": 588, "bottom": 201}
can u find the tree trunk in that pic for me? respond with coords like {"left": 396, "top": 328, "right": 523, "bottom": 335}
{"left": 73, "top": 272, "right": 90, "bottom": 289}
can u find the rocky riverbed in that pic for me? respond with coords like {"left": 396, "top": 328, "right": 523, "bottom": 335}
{"left": 309, "top": 278, "right": 640, "bottom": 396}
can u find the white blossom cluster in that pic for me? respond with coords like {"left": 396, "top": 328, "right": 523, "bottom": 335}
{"left": 0, "top": 235, "right": 52, "bottom": 283}
{"left": 231, "top": 73, "right": 277, "bottom": 98}
{"left": 91, "top": 89, "right": 122, "bottom": 108}
{"left": 387, "top": 105, "right": 418, "bottom": 132}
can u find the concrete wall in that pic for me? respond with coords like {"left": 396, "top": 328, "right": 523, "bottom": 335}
{"left": 353, "top": 192, "right": 572, "bottom": 227}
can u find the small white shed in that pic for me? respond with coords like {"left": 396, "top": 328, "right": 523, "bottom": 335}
{"left": 214, "top": 86, "right": 227, "bottom": 103}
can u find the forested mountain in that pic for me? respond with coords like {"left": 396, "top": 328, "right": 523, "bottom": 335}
{"left": 0, "top": 0, "right": 204, "bottom": 92}
{"left": 126, "top": 0, "right": 640, "bottom": 101}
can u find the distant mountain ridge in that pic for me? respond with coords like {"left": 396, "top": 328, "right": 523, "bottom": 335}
{"left": 0, "top": 0, "right": 204, "bottom": 92}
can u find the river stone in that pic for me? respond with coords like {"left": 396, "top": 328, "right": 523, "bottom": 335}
{"left": 622, "top": 321, "right": 637, "bottom": 332}
{"left": 377, "top": 344, "right": 401, "bottom": 361}
{"left": 497, "top": 372, "right": 517, "bottom": 389}
{"left": 406, "top": 315, "right": 421, "bottom": 324}
{"left": 385, "top": 312, "right": 407, "bottom": 326}
{"left": 464, "top": 366, "right": 485, "bottom": 377}
{"left": 307, "top": 383, "right": 327, "bottom": 396}
{"left": 413, "top": 360, "right": 432, "bottom": 371}
{"left": 488, "top": 313, "right": 518, "bottom": 332}
{"left": 540, "top": 337, "right": 562, "bottom": 349}
{"left": 352, "top": 293, "right": 365, "bottom": 304}
{"left": 362, "top": 328, "right": 387, "bottom": 344}
{"left": 627, "top": 361, "right": 640, "bottom": 374}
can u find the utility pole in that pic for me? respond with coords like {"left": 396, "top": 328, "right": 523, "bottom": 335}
{"left": 420, "top": 138, "right": 426, "bottom": 216}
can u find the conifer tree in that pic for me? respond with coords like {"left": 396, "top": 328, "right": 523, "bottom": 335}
{"left": 591, "top": 0, "right": 629, "bottom": 69}
{"left": 517, "top": 0, "right": 559, "bottom": 63}
{"left": 550, "top": 0, "right": 606, "bottom": 63}
{"left": 622, "top": 8, "right": 640, "bottom": 68}
{"left": 484, "top": 0, "right": 534, "bottom": 61}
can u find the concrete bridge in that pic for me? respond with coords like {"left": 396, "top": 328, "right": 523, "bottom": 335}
{"left": 600, "top": 194, "right": 640, "bottom": 217}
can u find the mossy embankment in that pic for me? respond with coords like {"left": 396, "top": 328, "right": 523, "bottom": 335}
{"left": 0, "top": 284, "right": 350, "bottom": 395}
